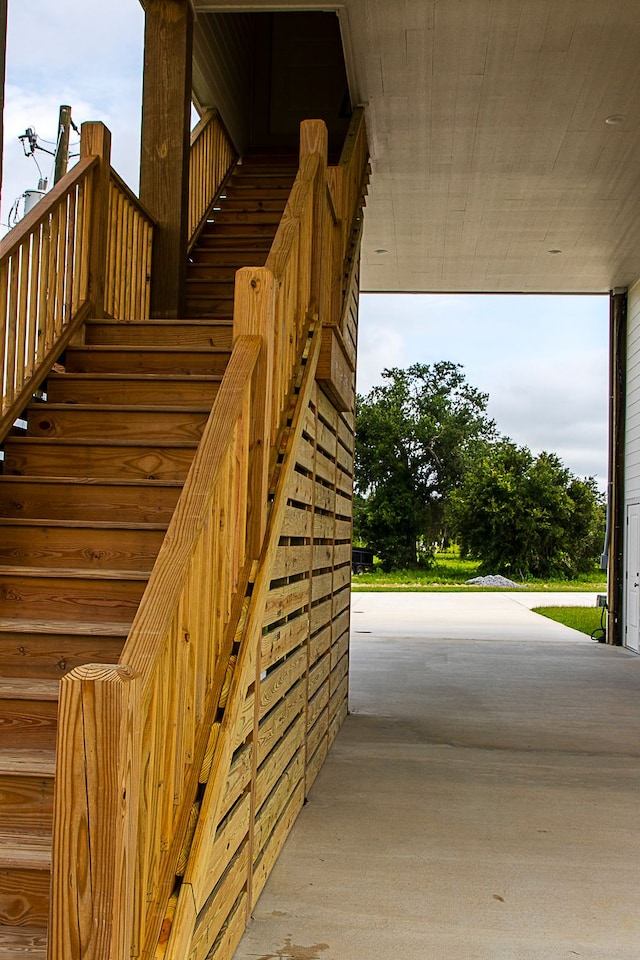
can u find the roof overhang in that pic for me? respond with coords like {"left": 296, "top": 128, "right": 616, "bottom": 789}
{"left": 191, "top": 0, "right": 640, "bottom": 294}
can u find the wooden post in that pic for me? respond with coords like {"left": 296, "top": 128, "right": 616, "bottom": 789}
{"left": 608, "top": 288, "right": 627, "bottom": 645}
{"left": 49, "top": 664, "right": 140, "bottom": 960}
{"left": 299, "top": 120, "right": 329, "bottom": 323}
{"left": 54, "top": 105, "right": 72, "bottom": 184}
{"left": 80, "top": 121, "right": 111, "bottom": 318}
{"left": 140, "top": 0, "right": 193, "bottom": 319}
{"left": 233, "top": 267, "right": 275, "bottom": 558}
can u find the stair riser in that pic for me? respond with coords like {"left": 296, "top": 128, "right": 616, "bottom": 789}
{"left": 45, "top": 376, "right": 221, "bottom": 406}
{"left": 0, "top": 698, "right": 58, "bottom": 750}
{"left": 195, "top": 223, "right": 278, "bottom": 238}
{"left": 64, "top": 349, "right": 230, "bottom": 376}
{"left": 0, "top": 574, "right": 146, "bottom": 623}
{"left": 25, "top": 408, "right": 208, "bottom": 443}
{"left": 220, "top": 190, "right": 291, "bottom": 202}
{"left": 208, "top": 211, "right": 284, "bottom": 225}
{"left": 84, "top": 321, "right": 233, "bottom": 350}
{"left": 0, "top": 869, "right": 50, "bottom": 927}
{"left": 0, "top": 480, "right": 181, "bottom": 523}
{"left": 188, "top": 249, "right": 271, "bottom": 266}
{"left": 0, "top": 632, "right": 125, "bottom": 678}
{"left": 3, "top": 443, "right": 196, "bottom": 481}
{"left": 0, "top": 526, "right": 165, "bottom": 572}
{"left": 0, "top": 774, "right": 54, "bottom": 833}
{"left": 185, "top": 278, "right": 236, "bottom": 297}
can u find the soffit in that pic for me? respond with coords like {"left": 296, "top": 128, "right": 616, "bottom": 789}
{"left": 193, "top": 0, "right": 640, "bottom": 293}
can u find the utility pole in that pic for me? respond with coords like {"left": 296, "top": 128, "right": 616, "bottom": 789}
{"left": 53, "top": 104, "right": 72, "bottom": 184}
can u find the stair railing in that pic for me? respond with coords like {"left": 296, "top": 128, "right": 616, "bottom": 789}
{"left": 49, "top": 118, "right": 343, "bottom": 960}
{"left": 0, "top": 121, "right": 156, "bottom": 444}
{"left": 188, "top": 109, "right": 238, "bottom": 249}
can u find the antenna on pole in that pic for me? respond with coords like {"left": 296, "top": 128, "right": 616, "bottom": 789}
{"left": 54, "top": 105, "right": 72, "bottom": 184}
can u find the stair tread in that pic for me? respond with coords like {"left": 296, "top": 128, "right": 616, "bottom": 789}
{"left": 0, "top": 748, "right": 56, "bottom": 777}
{"left": 0, "top": 832, "right": 51, "bottom": 870}
{"left": 6, "top": 437, "right": 199, "bottom": 448}
{"left": 84, "top": 318, "right": 233, "bottom": 326}
{"left": 0, "top": 617, "right": 130, "bottom": 636}
{"left": 26, "top": 402, "right": 212, "bottom": 413}
{"left": 0, "top": 518, "right": 167, "bottom": 531}
{"left": 47, "top": 373, "right": 223, "bottom": 382}
{"left": 0, "top": 475, "right": 183, "bottom": 488}
{"left": 0, "top": 925, "right": 47, "bottom": 958}
{"left": 65, "top": 345, "right": 231, "bottom": 354}
{"left": 0, "top": 565, "right": 150, "bottom": 580}
{"left": 0, "top": 679, "right": 59, "bottom": 701}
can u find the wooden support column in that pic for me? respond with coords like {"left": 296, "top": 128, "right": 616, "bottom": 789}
{"left": 607, "top": 288, "right": 627, "bottom": 645}
{"left": 140, "top": 0, "right": 193, "bottom": 319}
{"left": 80, "top": 121, "right": 111, "bottom": 318}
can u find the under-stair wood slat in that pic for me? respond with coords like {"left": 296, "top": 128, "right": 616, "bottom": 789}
{"left": 171, "top": 326, "right": 322, "bottom": 958}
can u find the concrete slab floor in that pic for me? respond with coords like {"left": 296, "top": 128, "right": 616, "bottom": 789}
{"left": 234, "top": 592, "right": 640, "bottom": 960}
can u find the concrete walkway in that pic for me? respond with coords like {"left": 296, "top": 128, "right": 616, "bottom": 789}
{"left": 234, "top": 593, "right": 640, "bottom": 960}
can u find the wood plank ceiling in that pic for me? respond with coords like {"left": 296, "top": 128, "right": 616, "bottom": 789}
{"left": 193, "top": 0, "right": 640, "bottom": 293}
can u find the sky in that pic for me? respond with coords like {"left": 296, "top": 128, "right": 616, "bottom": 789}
{"left": 1, "top": 2, "right": 609, "bottom": 488}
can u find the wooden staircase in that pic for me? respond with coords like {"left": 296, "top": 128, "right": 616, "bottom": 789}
{"left": 0, "top": 154, "right": 297, "bottom": 959}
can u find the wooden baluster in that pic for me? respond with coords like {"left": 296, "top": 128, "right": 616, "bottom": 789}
{"left": 80, "top": 121, "right": 112, "bottom": 318}
{"left": 233, "top": 269, "right": 275, "bottom": 558}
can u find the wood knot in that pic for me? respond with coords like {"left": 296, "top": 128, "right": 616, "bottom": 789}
{"left": 251, "top": 278, "right": 258, "bottom": 289}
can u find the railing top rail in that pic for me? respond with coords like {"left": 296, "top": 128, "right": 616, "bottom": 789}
{"left": 265, "top": 153, "right": 319, "bottom": 280}
{"left": 109, "top": 167, "right": 157, "bottom": 226}
{"left": 119, "top": 335, "right": 261, "bottom": 683}
{"left": 0, "top": 155, "right": 96, "bottom": 262}
{"left": 190, "top": 107, "right": 237, "bottom": 153}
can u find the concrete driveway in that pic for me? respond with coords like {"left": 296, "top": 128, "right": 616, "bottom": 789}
{"left": 234, "top": 592, "right": 640, "bottom": 960}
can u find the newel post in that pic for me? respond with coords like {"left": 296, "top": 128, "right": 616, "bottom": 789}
{"left": 48, "top": 664, "right": 141, "bottom": 960}
{"left": 299, "top": 120, "right": 330, "bottom": 323}
{"left": 233, "top": 268, "right": 275, "bottom": 558}
{"left": 80, "top": 121, "right": 111, "bottom": 319}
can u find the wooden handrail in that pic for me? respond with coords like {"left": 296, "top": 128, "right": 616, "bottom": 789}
{"left": 188, "top": 109, "right": 237, "bottom": 249}
{"left": 0, "top": 154, "right": 97, "bottom": 441}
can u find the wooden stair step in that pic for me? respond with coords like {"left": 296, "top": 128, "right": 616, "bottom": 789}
{"left": 63, "top": 345, "right": 230, "bottom": 376}
{"left": 0, "top": 748, "right": 56, "bottom": 837}
{"left": 0, "top": 680, "right": 59, "bottom": 701}
{"left": 0, "top": 619, "right": 129, "bottom": 678}
{"left": 24, "top": 404, "right": 210, "bottom": 442}
{"left": 0, "top": 748, "right": 56, "bottom": 778}
{"left": 0, "top": 566, "right": 148, "bottom": 626}
{"left": 45, "top": 372, "right": 222, "bottom": 405}
{"left": 196, "top": 223, "right": 278, "bottom": 238}
{"left": 0, "top": 518, "right": 166, "bottom": 572}
{"left": 185, "top": 264, "right": 239, "bottom": 282}
{"left": 0, "top": 476, "right": 182, "bottom": 523}
{"left": 206, "top": 209, "right": 284, "bottom": 225}
{"left": 221, "top": 186, "right": 292, "bottom": 201}
{"left": 84, "top": 318, "right": 233, "bottom": 349}
{"left": 184, "top": 277, "right": 235, "bottom": 296}
{"left": 0, "top": 678, "right": 60, "bottom": 751}
{"left": 187, "top": 248, "right": 271, "bottom": 265}
{"left": 0, "top": 924, "right": 47, "bottom": 958}
{"left": 0, "top": 833, "right": 51, "bottom": 929}
{"left": 3, "top": 437, "right": 199, "bottom": 481}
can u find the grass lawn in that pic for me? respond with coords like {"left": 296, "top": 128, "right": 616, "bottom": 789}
{"left": 532, "top": 605, "right": 607, "bottom": 638}
{"left": 351, "top": 554, "right": 607, "bottom": 593}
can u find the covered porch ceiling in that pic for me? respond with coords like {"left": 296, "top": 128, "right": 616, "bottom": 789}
{"left": 192, "top": 0, "right": 640, "bottom": 294}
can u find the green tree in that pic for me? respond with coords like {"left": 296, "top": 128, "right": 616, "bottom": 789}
{"left": 449, "top": 440, "right": 605, "bottom": 579}
{"left": 355, "top": 362, "right": 496, "bottom": 569}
